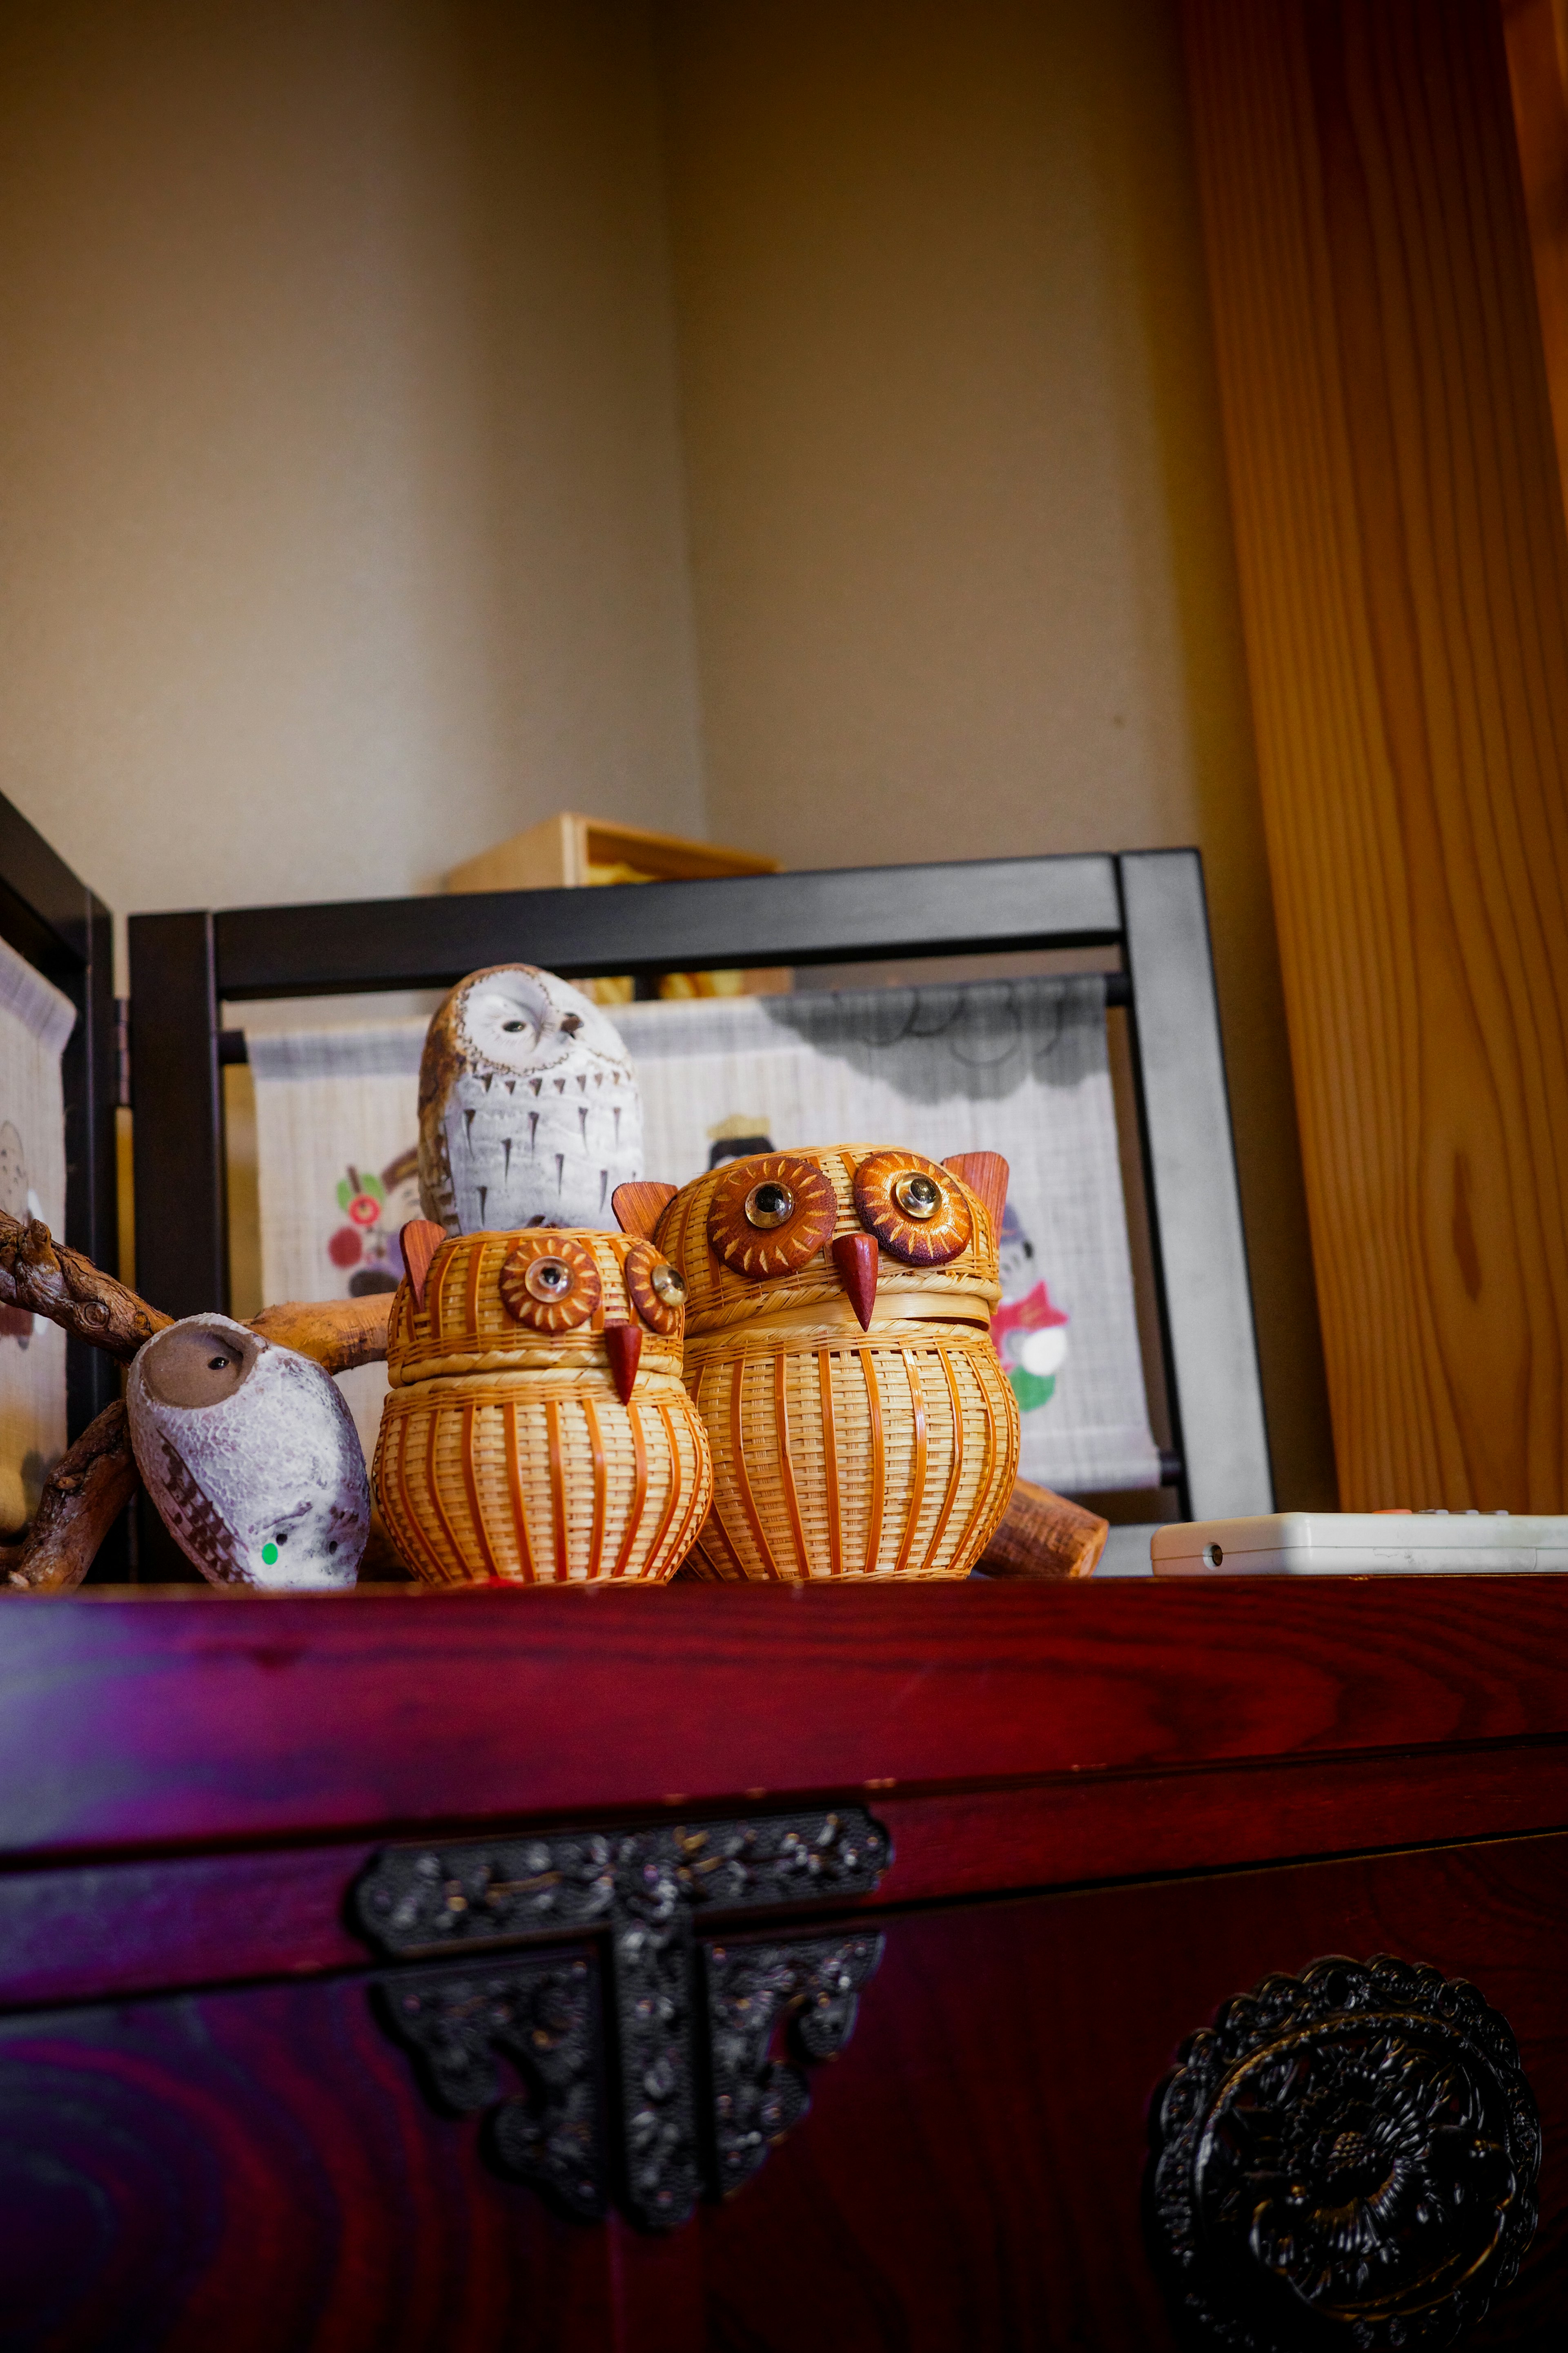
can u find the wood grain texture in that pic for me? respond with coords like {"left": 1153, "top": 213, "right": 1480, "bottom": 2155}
{"left": 5, "top": 1578, "right": 1568, "bottom": 1859}
{"left": 1182, "top": 0, "right": 1568, "bottom": 1506}
{"left": 9, "top": 1732, "right": 1568, "bottom": 2015}
{"left": 1504, "top": 0, "right": 1568, "bottom": 504}
{"left": 0, "top": 1968, "right": 617, "bottom": 2353}
{"left": 3, "top": 1836, "right": 1564, "bottom": 2350}
{"left": 663, "top": 1837, "right": 1568, "bottom": 2351}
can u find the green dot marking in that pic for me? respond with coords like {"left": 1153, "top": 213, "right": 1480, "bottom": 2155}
{"left": 261, "top": 1541, "right": 278, "bottom": 1565}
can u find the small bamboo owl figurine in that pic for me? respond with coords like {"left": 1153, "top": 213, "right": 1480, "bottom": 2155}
{"left": 418, "top": 964, "right": 643, "bottom": 1236}
{"left": 615, "top": 1149, "right": 1020, "bottom": 1582}
{"left": 373, "top": 1220, "right": 712, "bottom": 1585}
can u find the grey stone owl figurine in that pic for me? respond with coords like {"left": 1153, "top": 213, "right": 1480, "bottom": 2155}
{"left": 127, "top": 1314, "right": 369, "bottom": 1589}
{"left": 418, "top": 964, "right": 643, "bottom": 1234}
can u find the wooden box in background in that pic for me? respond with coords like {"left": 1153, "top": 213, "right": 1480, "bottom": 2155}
{"left": 445, "top": 813, "right": 788, "bottom": 1004}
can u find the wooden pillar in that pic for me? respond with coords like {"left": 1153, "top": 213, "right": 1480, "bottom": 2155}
{"left": 1503, "top": 0, "right": 1568, "bottom": 505}
{"left": 1180, "top": 0, "right": 1568, "bottom": 1508}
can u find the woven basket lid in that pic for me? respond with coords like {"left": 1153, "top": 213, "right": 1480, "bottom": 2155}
{"left": 656, "top": 1144, "right": 1002, "bottom": 1338}
{"left": 386, "top": 1227, "right": 686, "bottom": 1385}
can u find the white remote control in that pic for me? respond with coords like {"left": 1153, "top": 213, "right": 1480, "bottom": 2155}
{"left": 1150, "top": 1511, "right": 1568, "bottom": 1576}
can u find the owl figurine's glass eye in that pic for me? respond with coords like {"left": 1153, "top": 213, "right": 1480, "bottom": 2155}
{"left": 855, "top": 1151, "right": 972, "bottom": 1265}
{"left": 524, "top": 1256, "right": 572, "bottom": 1300}
{"left": 624, "top": 1239, "right": 686, "bottom": 1334}
{"left": 708, "top": 1153, "right": 837, "bottom": 1278}
{"left": 745, "top": 1180, "right": 793, "bottom": 1229}
{"left": 500, "top": 1233, "right": 601, "bottom": 1331}
{"left": 893, "top": 1171, "right": 941, "bottom": 1220}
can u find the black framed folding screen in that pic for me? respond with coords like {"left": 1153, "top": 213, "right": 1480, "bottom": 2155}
{"left": 0, "top": 791, "right": 118, "bottom": 1442}
{"left": 127, "top": 850, "right": 1272, "bottom": 1520}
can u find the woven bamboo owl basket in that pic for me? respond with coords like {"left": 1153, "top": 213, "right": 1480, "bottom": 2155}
{"left": 638, "top": 1145, "right": 1020, "bottom": 1583}
{"left": 373, "top": 1228, "right": 712, "bottom": 1586}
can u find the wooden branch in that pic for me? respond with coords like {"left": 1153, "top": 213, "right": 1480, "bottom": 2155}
{"left": 0, "top": 1402, "right": 140, "bottom": 1592}
{"left": 0, "top": 1206, "right": 391, "bottom": 1381}
{"left": 247, "top": 1296, "right": 391, "bottom": 1376}
{"left": 976, "top": 1479, "right": 1108, "bottom": 1580}
{"left": 0, "top": 1214, "right": 172, "bottom": 1363}
{"left": 0, "top": 1217, "right": 394, "bottom": 1588}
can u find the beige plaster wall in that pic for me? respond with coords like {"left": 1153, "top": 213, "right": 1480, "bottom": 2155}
{"left": 0, "top": 0, "right": 1332, "bottom": 1499}
{"left": 659, "top": 0, "right": 1335, "bottom": 1503}
{"left": 0, "top": 0, "right": 705, "bottom": 958}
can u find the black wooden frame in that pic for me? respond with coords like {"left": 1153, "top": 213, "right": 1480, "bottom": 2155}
{"left": 128, "top": 850, "right": 1272, "bottom": 1518}
{"left": 0, "top": 791, "right": 118, "bottom": 1440}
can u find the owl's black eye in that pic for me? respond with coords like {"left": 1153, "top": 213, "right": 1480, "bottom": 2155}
{"left": 501, "top": 1019, "right": 528, "bottom": 1033}
{"left": 525, "top": 1256, "right": 573, "bottom": 1300}
{"left": 650, "top": 1261, "right": 686, "bottom": 1306}
{"left": 745, "top": 1181, "right": 794, "bottom": 1229}
{"left": 893, "top": 1172, "right": 942, "bottom": 1221}
{"left": 207, "top": 1356, "right": 231, "bottom": 1372}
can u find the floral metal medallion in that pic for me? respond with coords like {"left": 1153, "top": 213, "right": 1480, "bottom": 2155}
{"left": 1149, "top": 1955, "right": 1539, "bottom": 2349}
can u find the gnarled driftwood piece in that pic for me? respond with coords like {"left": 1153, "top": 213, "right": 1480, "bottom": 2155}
{"left": 0, "top": 1213, "right": 172, "bottom": 1362}
{"left": 0, "top": 1401, "right": 140, "bottom": 1592}
{"left": 0, "top": 1212, "right": 392, "bottom": 1377}
{"left": 975, "top": 1477, "right": 1108, "bottom": 1579}
{"left": 248, "top": 1295, "right": 391, "bottom": 1376}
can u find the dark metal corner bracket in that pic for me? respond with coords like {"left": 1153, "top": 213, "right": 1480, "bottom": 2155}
{"left": 355, "top": 1807, "right": 889, "bottom": 2231}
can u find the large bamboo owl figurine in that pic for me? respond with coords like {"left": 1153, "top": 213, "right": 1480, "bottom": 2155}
{"left": 373, "top": 1220, "right": 712, "bottom": 1585}
{"left": 418, "top": 964, "right": 643, "bottom": 1235}
{"left": 615, "top": 1149, "right": 1020, "bottom": 1582}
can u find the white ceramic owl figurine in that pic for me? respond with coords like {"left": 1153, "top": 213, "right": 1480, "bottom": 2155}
{"left": 418, "top": 964, "right": 643, "bottom": 1235}
{"left": 127, "top": 1314, "right": 369, "bottom": 1589}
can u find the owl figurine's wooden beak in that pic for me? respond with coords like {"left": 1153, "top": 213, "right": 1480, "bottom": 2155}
{"left": 832, "top": 1232, "right": 880, "bottom": 1331}
{"left": 604, "top": 1321, "right": 642, "bottom": 1404}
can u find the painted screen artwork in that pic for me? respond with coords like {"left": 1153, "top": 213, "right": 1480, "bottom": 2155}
{"left": 248, "top": 1023, "right": 426, "bottom": 1464}
{"left": 247, "top": 977, "right": 1159, "bottom": 1493}
{"left": 0, "top": 935, "right": 75, "bottom": 1529}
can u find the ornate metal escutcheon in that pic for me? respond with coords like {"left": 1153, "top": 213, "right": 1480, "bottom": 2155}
{"left": 374, "top": 1949, "right": 606, "bottom": 2221}
{"left": 354, "top": 1808, "right": 889, "bottom": 2231}
{"left": 1148, "top": 1954, "right": 1540, "bottom": 2351}
{"left": 704, "top": 1929, "right": 886, "bottom": 2193}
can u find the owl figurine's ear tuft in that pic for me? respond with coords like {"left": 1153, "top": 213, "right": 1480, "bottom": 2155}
{"left": 613, "top": 1181, "right": 677, "bottom": 1240}
{"left": 399, "top": 1220, "right": 447, "bottom": 1311}
{"left": 942, "top": 1153, "right": 1009, "bottom": 1237}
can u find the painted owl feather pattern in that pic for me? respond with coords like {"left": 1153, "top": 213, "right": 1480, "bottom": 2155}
{"left": 418, "top": 964, "right": 643, "bottom": 1236}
